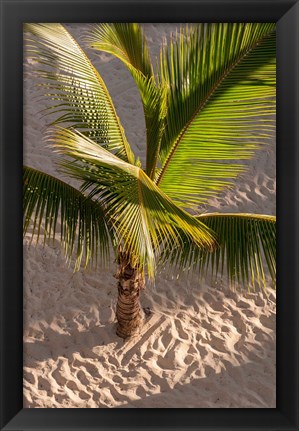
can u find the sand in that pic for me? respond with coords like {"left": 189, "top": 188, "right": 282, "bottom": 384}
{"left": 23, "top": 24, "right": 276, "bottom": 408}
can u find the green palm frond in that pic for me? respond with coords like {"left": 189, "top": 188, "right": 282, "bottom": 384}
{"left": 85, "top": 23, "right": 154, "bottom": 79}
{"left": 47, "top": 127, "right": 217, "bottom": 278}
{"left": 156, "top": 23, "right": 276, "bottom": 209}
{"left": 136, "top": 75, "right": 168, "bottom": 179}
{"left": 163, "top": 213, "right": 276, "bottom": 290}
{"left": 23, "top": 23, "right": 276, "bottom": 294}
{"left": 86, "top": 23, "right": 168, "bottom": 179}
{"left": 23, "top": 166, "right": 112, "bottom": 270}
{"left": 24, "top": 23, "right": 135, "bottom": 164}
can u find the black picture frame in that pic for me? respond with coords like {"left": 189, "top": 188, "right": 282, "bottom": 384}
{"left": 0, "top": 0, "right": 298, "bottom": 430}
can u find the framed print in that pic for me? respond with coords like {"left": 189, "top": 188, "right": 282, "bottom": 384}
{"left": 0, "top": 0, "right": 298, "bottom": 430}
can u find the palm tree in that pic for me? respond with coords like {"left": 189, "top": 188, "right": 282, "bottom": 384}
{"left": 23, "top": 23, "right": 276, "bottom": 339}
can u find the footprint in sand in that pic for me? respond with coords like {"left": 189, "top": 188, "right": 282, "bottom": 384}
{"left": 174, "top": 319, "right": 189, "bottom": 341}
{"left": 66, "top": 380, "right": 91, "bottom": 400}
{"left": 73, "top": 359, "right": 102, "bottom": 380}
{"left": 236, "top": 300, "right": 251, "bottom": 309}
{"left": 203, "top": 292, "right": 226, "bottom": 312}
{"left": 241, "top": 309, "right": 256, "bottom": 318}
{"left": 160, "top": 330, "right": 173, "bottom": 349}
{"left": 254, "top": 295, "right": 266, "bottom": 307}
{"left": 37, "top": 376, "right": 52, "bottom": 397}
{"left": 112, "top": 375, "right": 123, "bottom": 384}
{"left": 254, "top": 331, "right": 270, "bottom": 342}
{"left": 107, "top": 356, "right": 120, "bottom": 368}
{"left": 51, "top": 364, "right": 67, "bottom": 386}
{"left": 79, "top": 390, "right": 90, "bottom": 400}
{"left": 156, "top": 349, "right": 178, "bottom": 370}
{"left": 231, "top": 311, "right": 247, "bottom": 333}
{"left": 75, "top": 369, "right": 89, "bottom": 386}
{"left": 221, "top": 325, "right": 231, "bottom": 333}
{"left": 142, "top": 350, "right": 155, "bottom": 361}
{"left": 259, "top": 315, "right": 276, "bottom": 330}
{"left": 54, "top": 393, "right": 65, "bottom": 404}
{"left": 66, "top": 380, "right": 80, "bottom": 392}
{"left": 209, "top": 334, "right": 227, "bottom": 353}
{"left": 23, "top": 370, "right": 36, "bottom": 385}
{"left": 184, "top": 354, "right": 194, "bottom": 365}
{"left": 136, "top": 386, "right": 147, "bottom": 398}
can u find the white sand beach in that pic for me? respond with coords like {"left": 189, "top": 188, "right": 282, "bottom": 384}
{"left": 23, "top": 24, "right": 276, "bottom": 408}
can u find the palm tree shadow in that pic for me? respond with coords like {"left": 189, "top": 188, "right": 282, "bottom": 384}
{"left": 24, "top": 322, "right": 124, "bottom": 367}
{"left": 118, "top": 359, "right": 276, "bottom": 408}
{"left": 24, "top": 324, "right": 275, "bottom": 408}
{"left": 24, "top": 317, "right": 275, "bottom": 408}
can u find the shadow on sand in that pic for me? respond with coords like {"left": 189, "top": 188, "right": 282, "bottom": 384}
{"left": 23, "top": 321, "right": 275, "bottom": 408}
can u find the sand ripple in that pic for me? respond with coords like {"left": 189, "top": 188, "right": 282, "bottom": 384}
{"left": 23, "top": 243, "right": 276, "bottom": 408}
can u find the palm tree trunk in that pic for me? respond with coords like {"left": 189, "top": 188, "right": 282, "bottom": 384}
{"left": 114, "top": 252, "right": 145, "bottom": 338}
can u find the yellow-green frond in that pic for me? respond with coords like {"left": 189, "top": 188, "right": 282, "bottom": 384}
{"left": 23, "top": 166, "right": 112, "bottom": 270}
{"left": 24, "top": 23, "right": 135, "bottom": 164}
{"left": 86, "top": 23, "right": 168, "bottom": 180}
{"left": 48, "top": 127, "right": 217, "bottom": 278}
{"left": 85, "top": 23, "right": 153, "bottom": 79}
{"left": 162, "top": 213, "right": 276, "bottom": 291}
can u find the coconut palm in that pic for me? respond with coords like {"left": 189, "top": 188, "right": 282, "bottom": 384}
{"left": 23, "top": 23, "right": 276, "bottom": 339}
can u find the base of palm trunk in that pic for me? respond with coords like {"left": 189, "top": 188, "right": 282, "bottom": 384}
{"left": 115, "top": 253, "right": 145, "bottom": 339}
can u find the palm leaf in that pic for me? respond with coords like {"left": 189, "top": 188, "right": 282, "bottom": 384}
{"left": 48, "top": 127, "right": 217, "bottom": 278}
{"left": 24, "top": 23, "right": 135, "bottom": 164}
{"left": 85, "top": 23, "right": 153, "bottom": 78}
{"left": 23, "top": 166, "right": 112, "bottom": 270}
{"left": 86, "top": 23, "right": 168, "bottom": 179}
{"left": 156, "top": 23, "right": 276, "bottom": 209}
{"left": 162, "top": 213, "right": 276, "bottom": 290}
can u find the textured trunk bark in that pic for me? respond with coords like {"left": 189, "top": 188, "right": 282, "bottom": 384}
{"left": 114, "top": 252, "right": 145, "bottom": 339}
